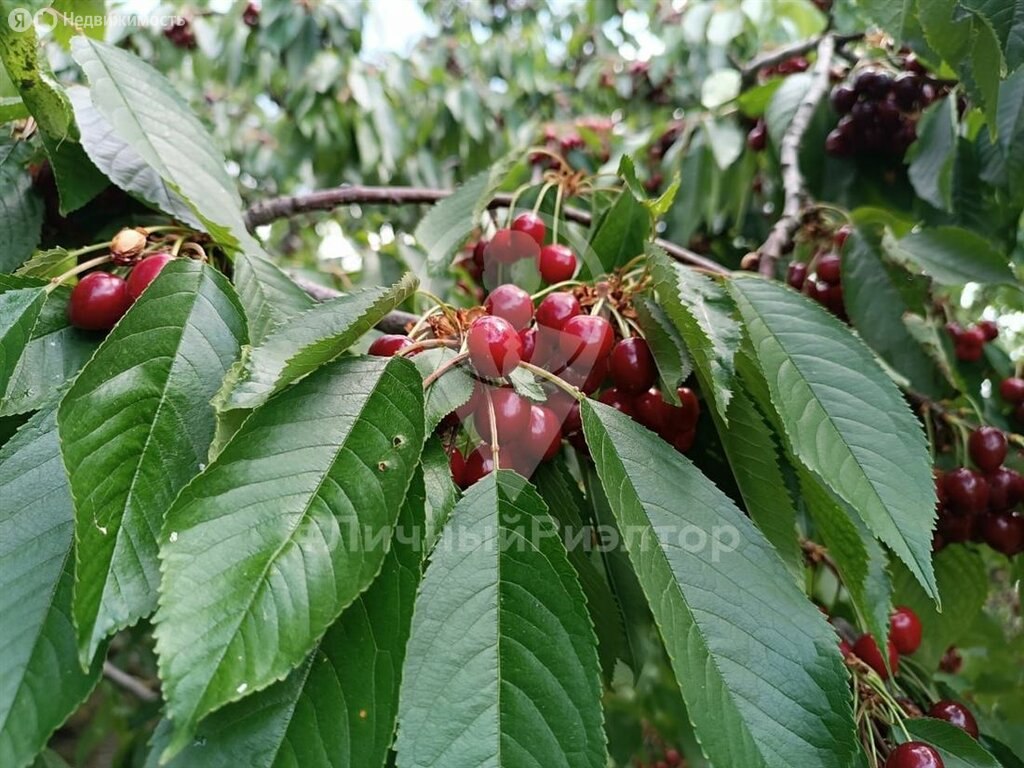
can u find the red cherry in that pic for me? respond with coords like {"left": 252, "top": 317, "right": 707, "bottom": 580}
{"left": 467, "top": 316, "right": 522, "bottom": 378}
{"left": 938, "top": 512, "right": 973, "bottom": 544}
{"left": 561, "top": 401, "right": 582, "bottom": 436}
{"left": 511, "top": 212, "right": 546, "bottom": 246}
{"left": 968, "top": 427, "right": 1007, "bottom": 472}
{"left": 609, "top": 337, "right": 656, "bottom": 394}
{"left": 672, "top": 429, "right": 696, "bottom": 453}
{"left": 886, "top": 742, "right": 944, "bottom": 768}
{"left": 816, "top": 253, "right": 842, "bottom": 284}
{"left": 746, "top": 120, "right": 767, "bottom": 152}
{"left": 890, "top": 606, "right": 922, "bottom": 655}
{"left": 462, "top": 446, "right": 494, "bottom": 488}
{"left": 127, "top": 253, "right": 174, "bottom": 301}
{"left": 484, "top": 284, "right": 534, "bottom": 330}
{"left": 962, "top": 326, "right": 986, "bottom": 346}
{"left": 999, "top": 377, "right": 1024, "bottom": 404}
{"left": 955, "top": 340, "right": 984, "bottom": 362}
{"left": 986, "top": 467, "right": 1023, "bottom": 512}
{"left": 517, "top": 404, "right": 562, "bottom": 461}
{"left": 519, "top": 327, "right": 538, "bottom": 363}
{"left": 68, "top": 272, "right": 132, "bottom": 331}
{"left": 449, "top": 449, "right": 467, "bottom": 488}
{"left": 538, "top": 244, "right": 578, "bottom": 284}
{"left": 559, "top": 314, "right": 615, "bottom": 369}
{"left": 977, "top": 320, "right": 999, "bottom": 341}
{"left": 598, "top": 388, "right": 636, "bottom": 418}
{"left": 852, "top": 634, "right": 899, "bottom": 679}
{"left": 675, "top": 387, "right": 701, "bottom": 431}
{"left": 485, "top": 228, "right": 539, "bottom": 265}
{"left": 944, "top": 468, "right": 990, "bottom": 516}
{"left": 535, "top": 291, "right": 581, "bottom": 330}
{"left": 928, "top": 700, "right": 979, "bottom": 739}
{"left": 982, "top": 512, "right": 1024, "bottom": 556}
{"left": 561, "top": 357, "right": 608, "bottom": 395}
{"left": 834, "top": 224, "right": 852, "bottom": 249}
{"left": 786, "top": 262, "right": 808, "bottom": 289}
{"left": 475, "top": 388, "right": 530, "bottom": 443}
{"left": 368, "top": 334, "right": 413, "bottom": 356}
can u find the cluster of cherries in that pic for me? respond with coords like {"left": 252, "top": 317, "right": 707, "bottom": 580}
{"left": 1000, "top": 375, "right": 1024, "bottom": 425}
{"left": 163, "top": 17, "right": 197, "bottom": 49}
{"left": 631, "top": 731, "right": 684, "bottom": 768}
{"left": 839, "top": 606, "right": 980, "bottom": 768}
{"left": 934, "top": 426, "right": 1024, "bottom": 556}
{"left": 67, "top": 230, "right": 174, "bottom": 332}
{"left": 826, "top": 57, "right": 950, "bottom": 159}
{"left": 945, "top": 320, "right": 998, "bottom": 362}
{"left": 785, "top": 225, "right": 850, "bottom": 319}
{"left": 528, "top": 119, "right": 613, "bottom": 170}
{"left": 462, "top": 212, "right": 579, "bottom": 289}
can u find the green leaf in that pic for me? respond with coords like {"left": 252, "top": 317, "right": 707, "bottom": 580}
{"left": 764, "top": 73, "right": 813, "bottom": 143}
{"left": 587, "top": 186, "right": 651, "bottom": 274}
{"left": 0, "top": 282, "right": 46, "bottom": 404}
{"left": 37, "top": 132, "right": 108, "bottom": 216}
{"left": 858, "top": 0, "right": 916, "bottom": 39}
{"left": 633, "top": 296, "right": 693, "bottom": 403}
{"left": 891, "top": 546, "right": 988, "bottom": 670}
{"left": 155, "top": 355, "right": 425, "bottom": 758}
{"left": 394, "top": 471, "right": 606, "bottom": 768}
{"left": 217, "top": 274, "right": 417, "bottom": 414}
{"left": 0, "top": 96, "right": 28, "bottom": 122}
{"left": 729, "top": 277, "right": 939, "bottom": 600}
{"left": 888, "top": 227, "right": 1017, "bottom": 286}
{"left": 903, "top": 719, "right": 1003, "bottom": 768}
{"left": 412, "top": 347, "right": 476, "bottom": 434}
{"left": 58, "top": 261, "right": 247, "bottom": 662}
{"left": 0, "top": 402, "right": 104, "bottom": 768}
{"left": 701, "top": 68, "right": 742, "bottom": 109}
{"left": 15, "top": 248, "right": 76, "bottom": 279}
{"left": 149, "top": 468, "right": 428, "bottom": 768}
{"left": 964, "top": 18, "right": 1004, "bottom": 130}
{"left": 920, "top": 0, "right": 974, "bottom": 71}
{"left": 581, "top": 400, "right": 856, "bottom": 768}
{"left": 0, "top": 139, "right": 43, "bottom": 271}
{"left": 232, "top": 248, "right": 314, "bottom": 344}
{"left": 650, "top": 247, "right": 739, "bottom": 423}
{"left": 0, "top": 20, "right": 73, "bottom": 139}
{"left": 907, "top": 98, "right": 958, "bottom": 212}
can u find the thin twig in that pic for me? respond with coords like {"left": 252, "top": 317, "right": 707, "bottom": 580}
{"left": 757, "top": 34, "right": 837, "bottom": 278}
{"left": 103, "top": 661, "right": 158, "bottom": 702}
{"left": 740, "top": 31, "right": 863, "bottom": 86}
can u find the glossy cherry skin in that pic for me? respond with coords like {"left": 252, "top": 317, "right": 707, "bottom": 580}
{"left": 449, "top": 449, "right": 467, "bottom": 488}
{"left": 511, "top": 212, "right": 546, "bottom": 246}
{"left": 944, "top": 468, "right": 990, "bottom": 516}
{"left": 816, "top": 252, "right": 841, "bottom": 284}
{"left": 538, "top": 244, "right": 577, "bottom": 284}
{"left": 609, "top": 337, "right": 656, "bottom": 394}
{"left": 886, "top": 742, "right": 944, "bottom": 768}
{"left": 986, "top": 467, "right": 1023, "bottom": 512}
{"left": 475, "top": 388, "right": 530, "bottom": 442}
{"left": 485, "top": 228, "right": 539, "bottom": 265}
{"left": 634, "top": 389, "right": 673, "bottom": 433}
{"left": 598, "top": 388, "right": 636, "bottom": 418}
{"left": 535, "top": 291, "right": 581, "bottom": 330}
{"left": 484, "top": 284, "right": 534, "bottom": 330}
{"left": 127, "top": 253, "right": 174, "bottom": 300}
{"left": 68, "top": 272, "right": 132, "bottom": 331}
{"left": 834, "top": 224, "right": 852, "bottom": 249}
{"left": 518, "top": 327, "right": 538, "bottom": 363}
{"left": 977, "top": 319, "right": 999, "bottom": 341}
{"left": 969, "top": 427, "right": 1008, "bottom": 471}
{"left": 890, "top": 606, "right": 922, "bottom": 655}
{"left": 517, "top": 404, "right": 562, "bottom": 461}
{"left": 559, "top": 314, "right": 615, "bottom": 369}
{"left": 999, "top": 377, "right": 1024, "bottom": 404}
{"left": 786, "top": 262, "right": 808, "bottom": 289}
{"left": 928, "top": 700, "right": 979, "bottom": 739}
{"left": 852, "top": 633, "right": 899, "bottom": 679}
{"left": 982, "top": 512, "right": 1024, "bottom": 556}
{"left": 831, "top": 85, "right": 858, "bottom": 114}
{"left": 462, "top": 446, "right": 495, "bottom": 488}
{"left": 675, "top": 387, "right": 701, "bottom": 431}
{"left": 467, "top": 315, "right": 522, "bottom": 378}
{"left": 368, "top": 334, "right": 413, "bottom": 356}
{"left": 746, "top": 121, "right": 767, "bottom": 151}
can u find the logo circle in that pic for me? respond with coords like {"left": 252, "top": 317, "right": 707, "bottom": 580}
{"left": 7, "top": 7, "right": 33, "bottom": 33}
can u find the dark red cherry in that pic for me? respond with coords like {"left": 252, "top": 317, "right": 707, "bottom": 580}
{"left": 968, "top": 427, "right": 1007, "bottom": 471}
{"left": 127, "top": 253, "right": 174, "bottom": 300}
{"left": 928, "top": 700, "right": 979, "bottom": 739}
{"left": 598, "top": 388, "right": 636, "bottom": 418}
{"left": 675, "top": 387, "right": 701, "bottom": 431}
{"left": 816, "top": 252, "right": 842, "bottom": 284}
{"left": 559, "top": 314, "right": 615, "bottom": 369}
{"left": 634, "top": 388, "right": 673, "bottom": 432}
{"left": 886, "top": 742, "right": 944, "bottom": 768}
{"left": 852, "top": 634, "right": 899, "bottom": 679}
{"left": 955, "top": 339, "right": 984, "bottom": 362}
{"left": 977, "top": 319, "right": 998, "bottom": 341}
{"left": 475, "top": 388, "right": 531, "bottom": 443}
{"left": 999, "top": 377, "right": 1024, "bottom": 404}
{"left": 518, "top": 404, "right": 562, "bottom": 461}
{"left": 519, "top": 327, "right": 538, "bottom": 363}
{"left": 68, "top": 272, "right": 132, "bottom": 331}
{"left": 467, "top": 315, "right": 522, "bottom": 378}
{"left": 746, "top": 120, "right": 767, "bottom": 152}
{"left": 609, "top": 337, "right": 656, "bottom": 394}
{"left": 368, "top": 334, "right": 413, "bottom": 357}
{"left": 538, "top": 244, "right": 578, "bottom": 284}
{"left": 535, "top": 291, "right": 581, "bottom": 330}
{"left": 511, "top": 212, "right": 546, "bottom": 246}
{"left": 449, "top": 449, "right": 467, "bottom": 488}
{"left": 462, "top": 446, "right": 494, "bottom": 487}
{"left": 944, "top": 468, "right": 990, "bottom": 515}
{"left": 484, "top": 284, "right": 534, "bottom": 330}
{"left": 890, "top": 606, "right": 922, "bottom": 655}
{"left": 986, "top": 467, "right": 1023, "bottom": 512}
{"left": 982, "top": 512, "right": 1024, "bottom": 556}
{"left": 892, "top": 72, "right": 922, "bottom": 110}
{"left": 485, "top": 228, "right": 539, "bottom": 265}
{"left": 787, "top": 262, "right": 808, "bottom": 289}
{"left": 831, "top": 85, "right": 858, "bottom": 114}
{"left": 834, "top": 224, "right": 852, "bottom": 249}
{"left": 561, "top": 401, "right": 582, "bottom": 436}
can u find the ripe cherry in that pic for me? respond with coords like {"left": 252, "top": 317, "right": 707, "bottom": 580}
{"left": 831, "top": 85, "right": 858, "bottom": 114}
{"left": 475, "top": 388, "right": 530, "bottom": 442}
{"left": 675, "top": 387, "right": 701, "bottom": 431}
{"left": 538, "top": 244, "right": 578, "bottom": 284}
{"left": 928, "top": 700, "right": 979, "bottom": 739}
{"left": 484, "top": 284, "right": 534, "bottom": 330}
{"left": 968, "top": 427, "right": 1007, "bottom": 472}
{"left": 560, "top": 314, "right": 615, "bottom": 369}
{"left": 68, "top": 272, "right": 132, "bottom": 331}
{"left": 368, "top": 334, "right": 413, "bottom": 357}
{"left": 462, "top": 446, "right": 495, "bottom": 487}
{"left": 944, "top": 468, "right": 990, "bottom": 516}
{"left": 786, "top": 262, "right": 808, "bottom": 290}
{"left": 609, "top": 337, "right": 656, "bottom": 394}
{"left": 986, "top": 467, "right": 1023, "bottom": 512}
{"left": 999, "top": 377, "right": 1024, "bottom": 404}
{"left": 449, "top": 449, "right": 467, "bottom": 488}
{"left": 816, "top": 252, "right": 842, "bottom": 284}
{"left": 834, "top": 224, "right": 852, "bottom": 249}
{"left": 982, "top": 512, "right": 1024, "bottom": 556}
{"left": 467, "top": 315, "right": 522, "bottom": 378}
{"left": 518, "top": 404, "right": 562, "bottom": 461}
{"left": 519, "top": 327, "right": 538, "bottom": 363}
{"left": 127, "top": 253, "right": 174, "bottom": 300}
{"left": 561, "top": 401, "right": 582, "bottom": 436}
{"left": 511, "top": 212, "right": 546, "bottom": 246}
{"left": 977, "top": 319, "right": 999, "bottom": 341}
{"left": 535, "top": 291, "right": 581, "bottom": 330}
{"left": 890, "top": 606, "right": 922, "bottom": 655}
{"left": 886, "top": 742, "right": 944, "bottom": 768}
{"left": 486, "top": 228, "right": 538, "bottom": 265}
{"left": 598, "top": 388, "right": 636, "bottom": 418}
{"left": 955, "top": 339, "right": 984, "bottom": 362}
{"left": 852, "top": 633, "right": 899, "bottom": 679}
{"left": 746, "top": 120, "right": 767, "bottom": 152}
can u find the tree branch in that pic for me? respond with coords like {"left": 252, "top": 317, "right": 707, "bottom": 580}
{"left": 245, "top": 184, "right": 729, "bottom": 276}
{"left": 103, "top": 661, "right": 158, "bottom": 702}
{"left": 757, "top": 33, "right": 837, "bottom": 278}
{"left": 740, "top": 31, "right": 862, "bottom": 86}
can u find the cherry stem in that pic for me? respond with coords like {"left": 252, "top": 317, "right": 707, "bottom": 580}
{"left": 47, "top": 253, "right": 114, "bottom": 292}
{"left": 398, "top": 338, "right": 460, "bottom": 357}
{"left": 518, "top": 361, "right": 583, "bottom": 401}
{"left": 608, "top": 305, "right": 632, "bottom": 340}
{"left": 531, "top": 181, "right": 556, "bottom": 217}
{"left": 485, "top": 388, "right": 502, "bottom": 470}
{"left": 530, "top": 280, "right": 583, "bottom": 300}
{"left": 422, "top": 351, "right": 469, "bottom": 389}
{"left": 69, "top": 242, "right": 112, "bottom": 258}
{"left": 169, "top": 236, "right": 186, "bottom": 257}
{"left": 552, "top": 182, "right": 565, "bottom": 244}
{"left": 504, "top": 181, "right": 536, "bottom": 227}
